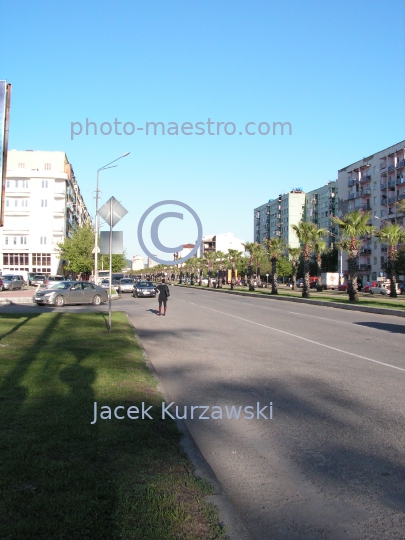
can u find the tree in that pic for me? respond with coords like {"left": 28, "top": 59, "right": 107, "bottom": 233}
{"left": 242, "top": 242, "right": 257, "bottom": 291}
{"left": 332, "top": 211, "right": 375, "bottom": 301}
{"left": 228, "top": 249, "right": 242, "bottom": 290}
{"left": 215, "top": 251, "right": 227, "bottom": 288}
{"left": 204, "top": 252, "right": 217, "bottom": 287}
{"left": 375, "top": 224, "right": 405, "bottom": 298}
{"left": 312, "top": 240, "right": 327, "bottom": 291}
{"left": 99, "top": 254, "right": 127, "bottom": 273}
{"left": 263, "top": 238, "right": 285, "bottom": 294}
{"left": 292, "top": 222, "right": 327, "bottom": 298}
{"left": 57, "top": 224, "right": 95, "bottom": 275}
{"left": 287, "top": 246, "right": 301, "bottom": 289}
{"left": 276, "top": 257, "right": 292, "bottom": 282}
{"left": 396, "top": 246, "right": 405, "bottom": 277}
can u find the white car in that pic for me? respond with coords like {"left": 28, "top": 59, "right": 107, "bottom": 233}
{"left": 369, "top": 282, "right": 400, "bottom": 295}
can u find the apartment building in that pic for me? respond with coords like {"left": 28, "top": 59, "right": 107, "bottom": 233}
{"left": 202, "top": 232, "right": 245, "bottom": 255}
{"left": 304, "top": 181, "right": 338, "bottom": 247}
{"left": 336, "top": 140, "right": 405, "bottom": 283}
{"left": 131, "top": 255, "right": 145, "bottom": 271}
{"left": 254, "top": 189, "right": 305, "bottom": 248}
{"left": 1, "top": 150, "right": 91, "bottom": 278}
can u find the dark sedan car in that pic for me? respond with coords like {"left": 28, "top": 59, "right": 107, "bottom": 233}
{"left": 33, "top": 281, "right": 108, "bottom": 306}
{"left": 132, "top": 281, "right": 156, "bottom": 298}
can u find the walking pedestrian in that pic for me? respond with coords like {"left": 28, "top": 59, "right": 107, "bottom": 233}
{"left": 155, "top": 278, "right": 170, "bottom": 316}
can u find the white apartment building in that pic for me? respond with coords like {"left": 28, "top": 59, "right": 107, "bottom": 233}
{"left": 131, "top": 255, "right": 145, "bottom": 271}
{"left": 336, "top": 140, "right": 405, "bottom": 283}
{"left": 254, "top": 190, "right": 305, "bottom": 248}
{"left": 304, "top": 181, "right": 338, "bottom": 247}
{"left": 202, "top": 232, "right": 245, "bottom": 255}
{"left": 1, "top": 150, "right": 91, "bottom": 278}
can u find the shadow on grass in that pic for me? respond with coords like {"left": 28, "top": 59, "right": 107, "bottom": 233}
{"left": 0, "top": 312, "right": 224, "bottom": 540}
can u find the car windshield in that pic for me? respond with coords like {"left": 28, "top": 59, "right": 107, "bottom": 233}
{"left": 121, "top": 279, "right": 133, "bottom": 284}
{"left": 49, "top": 276, "right": 64, "bottom": 281}
{"left": 3, "top": 275, "right": 14, "bottom": 281}
{"left": 137, "top": 282, "right": 153, "bottom": 287}
{"left": 34, "top": 275, "right": 45, "bottom": 279}
{"left": 50, "top": 282, "right": 71, "bottom": 290}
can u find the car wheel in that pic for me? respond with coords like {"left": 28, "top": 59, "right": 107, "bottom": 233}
{"left": 92, "top": 294, "right": 101, "bottom": 305}
{"left": 55, "top": 295, "right": 65, "bottom": 307}
{"left": 370, "top": 290, "right": 374, "bottom": 294}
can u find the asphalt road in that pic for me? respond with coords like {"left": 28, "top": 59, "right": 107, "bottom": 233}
{"left": 2, "top": 288, "right": 404, "bottom": 539}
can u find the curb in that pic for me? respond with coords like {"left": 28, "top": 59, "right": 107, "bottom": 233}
{"left": 0, "top": 294, "right": 121, "bottom": 305}
{"left": 174, "top": 285, "right": 405, "bottom": 318}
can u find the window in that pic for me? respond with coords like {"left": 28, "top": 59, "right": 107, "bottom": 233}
{"left": 42, "top": 180, "right": 48, "bottom": 188}
{"left": 373, "top": 166, "right": 377, "bottom": 174}
{"left": 5, "top": 199, "right": 9, "bottom": 207}
{"left": 381, "top": 256, "right": 385, "bottom": 265}
{"left": 374, "top": 196, "right": 377, "bottom": 204}
{"left": 3, "top": 253, "right": 29, "bottom": 267}
{"left": 20, "top": 237, "right": 27, "bottom": 245}
{"left": 13, "top": 237, "right": 17, "bottom": 245}
{"left": 5, "top": 237, "right": 8, "bottom": 245}
{"left": 41, "top": 199, "right": 47, "bottom": 207}
{"left": 22, "top": 180, "right": 28, "bottom": 188}
{"left": 22, "top": 199, "right": 28, "bottom": 207}
{"left": 15, "top": 180, "right": 18, "bottom": 188}
{"left": 18, "top": 163, "right": 25, "bottom": 169}
{"left": 374, "top": 257, "right": 377, "bottom": 265}
{"left": 6, "top": 180, "right": 10, "bottom": 188}
{"left": 373, "top": 182, "right": 377, "bottom": 190}
{"left": 14, "top": 199, "right": 18, "bottom": 207}
{"left": 40, "top": 236, "right": 47, "bottom": 245}
{"left": 44, "top": 163, "right": 51, "bottom": 170}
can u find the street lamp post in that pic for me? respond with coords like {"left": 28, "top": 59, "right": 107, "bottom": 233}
{"left": 94, "top": 152, "right": 130, "bottom": 283}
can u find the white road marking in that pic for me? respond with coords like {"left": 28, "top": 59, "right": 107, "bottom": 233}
{"left": 186, "top": 301, "right": 405, "bottom": 373}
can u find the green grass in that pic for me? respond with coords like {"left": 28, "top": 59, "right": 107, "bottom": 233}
{"left": 179, "top": 284, "right": 405, "bottom": 311}
{"left": 0, "top": 312, "right": 227, "bottom": 540}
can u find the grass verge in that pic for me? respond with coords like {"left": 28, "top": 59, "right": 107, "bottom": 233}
{"left": 0, "top": 312, "right": 227, "bottom": 540}
{"left": 178, "top": 284, "right": 405, "bottom": 311}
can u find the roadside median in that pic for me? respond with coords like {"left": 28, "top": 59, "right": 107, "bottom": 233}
{"left": 0, "top": 311, "right": 227, "bottom": 540}
{"left": 175, "top": 284, "right": 405, "bottom": 318}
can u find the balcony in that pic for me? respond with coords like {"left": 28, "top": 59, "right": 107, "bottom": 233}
{"left": 397, "top": 159, "right": 405, "bottom": 169}
{"left": 348, "top": 179, "right": 355, "bottom": 187}
{"left": 348, "top": 193, "right": 355, "bottom": 200}
{"left": 388, "top": 197, "right": 396, "bottom": 204}
{"left": 358, "top": 264, "right": 371, "bottom": 271}
{"left": 380, "top": 183, "right": 387, "bottom": 190}
{"left": 381, "top": 246, "right": 388, "bottom": 253}
{"left": 388, "top": 164, "right": 395, "bottom": 172}
{"left": 398, "top": 193, "right": 405, "bottom": 201}
{"left": 381, "top": 198, "right": 388, "bottom": 205}
{"left": 396, "top": 176, "right": 405, "bottom": 185}
{"left": 360, "top": 204, "right": 371, "bottom": 211}
{"left": 380, "top": 163, "right": 386, "bottom": 170}
{"left": 360, "top": 248, "right": 372, "bottom": 255}
{"left": 360, "top": 189, "right": 371, "bottom": 197}
{"left": 360, "top": 175, "right": 371, "bottom": 183}
{"left": 388, "top": 179, "right": 396, "bottom": 188}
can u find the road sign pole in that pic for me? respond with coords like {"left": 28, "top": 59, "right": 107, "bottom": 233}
{"left": 108, "top": 197, "right": 113, "bottom": 332}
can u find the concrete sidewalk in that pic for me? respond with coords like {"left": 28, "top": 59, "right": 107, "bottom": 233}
{"left": 0, "top": 287, "right": 121, "bottom": 304}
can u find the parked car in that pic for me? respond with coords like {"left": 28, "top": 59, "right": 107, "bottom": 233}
{"left": 399, "top": 281, "right": 405, "bottom": 295}
{"left": 118, "top": 278, "right": 135, "bottom": 293}
{"left": 1, "top": 275, "right": 25, "bottom": 291}
{"left": 33, "top": 281, "right": 108, "bottom": 306}
{"left": 45, "top": 275, "right": 66, "bottom": 289}
{"left": 363, "top": 281, "right": 378, "bottom": 293}
{"left": 201, "top": 278, "right": 217, "bottom": 285}
{"left": 338, "top": 282, "right": 363, "bottom": 292}
{"left": 133, "top": 281, "right": 156, "bottom": 298}
{"left": 30, "top": 274, "right": 47, "bottom": 286}
{"left": 100, "top": 279, "right": 110, "bottom": 289}
{"left": 369, "top": 282, "right": 400, "bottom": 295}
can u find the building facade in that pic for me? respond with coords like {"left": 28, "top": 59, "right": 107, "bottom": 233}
{"left": 131, "top": 255, "right": 145, "bottom": 271}
{"left": 336, "top": 140, "right": 405, "bottom": 283}
{"left": 202, "top": 232, "right": 245, "bottom": 255}
{"left": 254, "top": 190, "right": 305, "bottom": 248}
{"left": 1, "top": 150, "right": 91, "bottom": 278}
{"left": 304, "top": 181, "right": 338, "bottom": 247}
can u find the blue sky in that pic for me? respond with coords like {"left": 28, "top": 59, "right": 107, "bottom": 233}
{"left": 3, "top": 0, "right": 405, "bottom": 261}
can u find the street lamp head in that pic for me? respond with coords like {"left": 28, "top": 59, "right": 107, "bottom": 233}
{"left": 122, "top": 152, "right": 130, "bottom": 157}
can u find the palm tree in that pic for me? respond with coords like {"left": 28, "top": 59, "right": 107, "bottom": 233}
{"left": 215, "top": 251, "right": 227, "bottom": 288}
{"left": 242, "top": 242, "right": 256, "bottom": 291}
{"left": 287, "top": 246, "right": 301, "bottom": 290}
{"left": 292, "top": 222, "right": 327, "bottom": 298}
{"left": 332, "top": 210, "right": 375, "bottom": 301}
{"left": 188, "top": 257, "right": 198, "bottom": 285}
{"left": 263, "top": 238, "right": 285, "bottom": 294}
{"left": 228, "top": 249, "right": 242, "bottom": 290}
{"left": 204, "top": 251, "right": 216, "bottom": 287}
{"left": 375, "top": 223, "right": 405, "bottom": 298}
{"left": 312, "top": 239, "right": 327, "bottom": 291}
